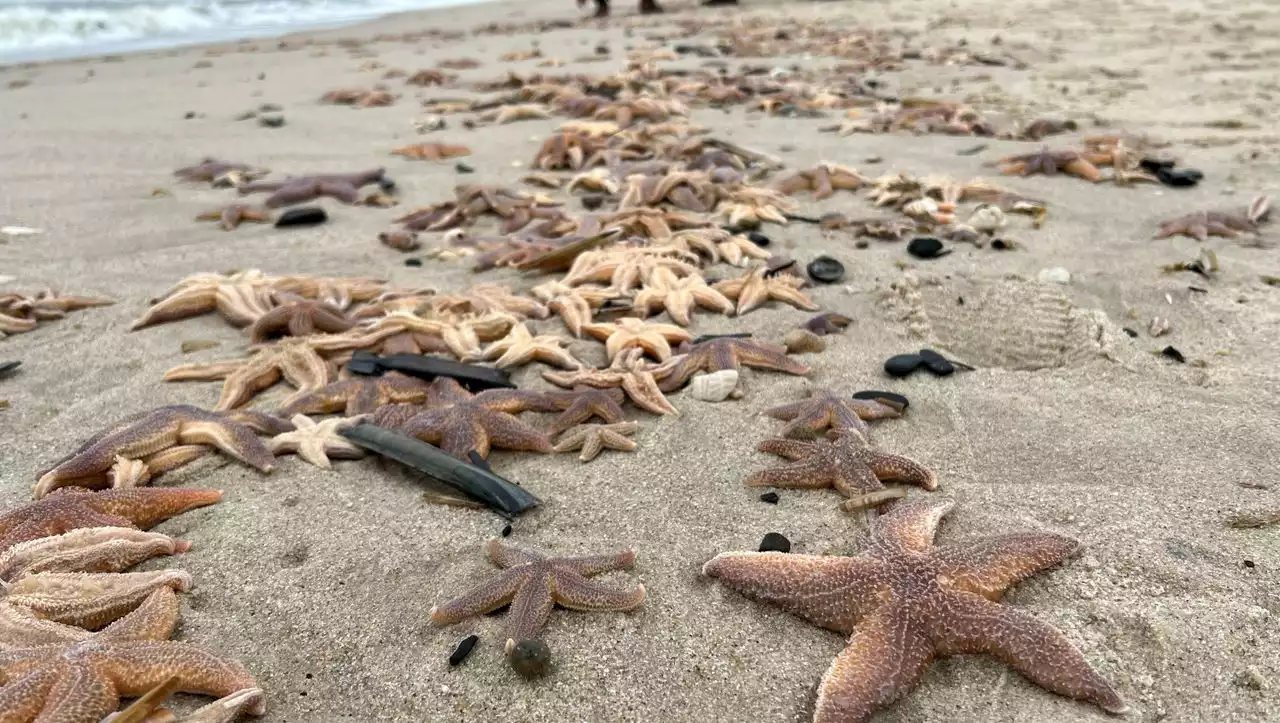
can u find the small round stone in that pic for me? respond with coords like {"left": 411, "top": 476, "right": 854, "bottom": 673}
{"left": 403, "top": 258, "right": 423, "bottom": 267}
{"left": 758, "top": 532, "right": 791, "bottom": 553}
{"left": 759, "top": 492, "right": 780, "bottom": 504}
{"left": 1156, "top": 167, "right": 1203, "bottom": 187}
{"left": 508, "top": 639, "right": 552, "bottom": 679}
{"left": 806, "top": 255, "right": 845, "bottom": 283}
{"left": 918, "top": 349, "right": 955, "bottom": 376}
{"left": 581, "top": 194, "right": 606, "bottom": 210}
{"left": 906, "top": 236, "right": 949, "bottom": 259}
{"left": 455, "top": 162, "right": 474, "bottom": 174}
{"left": 501, "top": 523, "right": 513, "bottom": 537}
{"left": 884, "top": 353, "right": 923, "bottom": 378}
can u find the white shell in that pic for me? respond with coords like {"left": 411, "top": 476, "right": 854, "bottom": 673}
{"left": 0, "top": 226, "right": 42, "bottom": 238}
{"left": 968, "top": 203, "right": 1006, "bottom": 232}
{"left": 690, "top": 369, "right": 739, "bottom": 402}
{"left": 901, "top": 197, "right": 939, "bottom": 219}
{"left": 1036, "top": 267, "right": 1071, "bottom": 285}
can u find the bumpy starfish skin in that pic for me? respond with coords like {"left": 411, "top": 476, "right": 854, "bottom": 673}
{"left": 246, "top": 295, "right": 354, "bottom": 342}
{"left": 543, "top": 348, "right": 680, "bottom": 416}
{"left": 762, "top": 389, "right": 902, "bottom": 439}
{"left": 430, "top": 539, "right": 646, "bottom": 653}
{"left": 468, "top": 323, "right": 582, "bottom": 370}
{"left": 129, "top": 271, "right": 275, "bottom": 331}
{"left": 748, "top": 430, "right": 937, "bottom": 502}
{"left": 655, "top": 337, "right": 810, "bottom": 392}
{"left": 540, "top": 388, "right": 627, "bottom": 436}
{"left": 0, "top": 488, "right": 222, "bottom": 553}
{"left": 714, "top": 267, "right": 820, "bottom": 315}
{"left": 35, "top": 406, "right": 278, "bottom": 497}
{"left": 0, "top": 586, "right": 264, "bottom": 722}
{"left": 553, "top": 422, "right": 639, "bottom": 462}
{"left": 703, "top": 498, "right": 1126, "bottom": 722}
{"left": 582, "top": 317, "right": 693, "bottom": 362}
{"left": 268, "top": 415, "right": 366, "bottom": 469}
{"left": 0, "top": 527, "right": 188, "bottom": 582}
{"left": 997, "top": 147, "right": 1102, "bottom": 182}
{"left": 106, "top": 685, "right": 265, "bottom": 723}
{"left": 163, "top": 338, "right": 333, "bottom": 410}
{"left": 277, "top": 371, "right": 432, "bottom": 416}
{"left": 370, "top": 378, "right": 550, "bottom": 459}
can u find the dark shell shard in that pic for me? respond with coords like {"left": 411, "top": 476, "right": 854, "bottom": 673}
{"left": 884, "top": 353, "right": 924, "bottom": 378}
{"left": 274, "top": 207, "right": 328, "bottom": 228}
{"left": 449, "top": 635, "right": 480, "bottom": 666}
{"left": 346, "top": 351, "right": 514, "bottom": 392}
{"left": 852, "top": 390, "right": 909, "bottom": 411}
{"left": 758, "top": 532, "right": 791, "bottom": 553}
{"left": 918, "top": 349, "right": 956, "bottom": 376}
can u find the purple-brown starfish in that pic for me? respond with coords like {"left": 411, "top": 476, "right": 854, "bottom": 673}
{"left": 0, "top": 487, "right": 223, "bottom": 553}
{"left": 761, "top": 389, "right": 903, "bottom": 439}
{"left": 1153, "top": 195, "right": 1270, "bottom": 242}
{"left": 369, "top": 377, "right": 550, "bottom": 459}
{"left": 703, "top": 498, "right": 1127, "bottom": 722}
{"left": 277, "top": 371, "right": 433, "bottom": 416}
{"left": 747, "top": 429, "right": 936, "bottom": 508}
{"left": 238, "top": 168, "right": 385, "bottom": 208}
{"left": 246, "top": 293, "right": 355, "bottom": 342}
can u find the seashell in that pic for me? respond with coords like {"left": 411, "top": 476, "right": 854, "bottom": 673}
{"left": 690, "top": 369, "right": 739, "bottom": 402}
{"left": 0, "top": 226, "right": 42, "bottom": 238}
{"left": 784, "top": 328, "right": 826, "bottom": 354}
{"left": 968, "top": 203, "right": 1006, "bottom": 232}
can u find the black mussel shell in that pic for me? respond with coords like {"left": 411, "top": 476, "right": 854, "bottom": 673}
{"left": 853, "top": 390, "right": 909, "bottom": 410}
{"left": 884, "top": 353, "right": 924, "bottom": 377}
{"left": 449, "top": 635, "right": 479, "bottom": 666}
{"left": 404, "top": 258, "right": 423, "bottom": 267}
{"left": 1156, "top": 167, "right": 1202, "bottom": 188}
{"left": 1161, "top": 346, "right": 1186, "bottom": 363}
{"left": 274, "top": 206, "right": 327, "bottom": 228}
{"left": 0, "top": 361, "right": 20, "bottom": 379}
{"left": 746, "top": 231, "right": 770, "bottom": 247}
{"left": 758, "top": 532, "right": 791, "bottom": 553}
{"left": 1140, "top": 157, "right": 1175, "bottom": 174}
{"left": 918, "top": 349, "right": 955, "bottom": 376}
{"left": 454, "top": 162, "right": 474, "bottom": 174}
{"left": 907, "top": 236, "right": 950, "bottom": 259}
{"left": 806, "top": 255, "right": 845, "bottom": 283}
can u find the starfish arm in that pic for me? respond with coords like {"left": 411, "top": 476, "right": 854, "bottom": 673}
{"left": 475, "top": 411, "right": 551, "bottom": 454}
{"left": 162, "top": 361, "right": 243, "bottom": 382}
{"left": 505, "top": 571, "right": 555, "bottom": 649}
{"left": 142, "top": 445, "right": 212, "bottom": 479}
{"left": 277, "top": 347, "right": 332, "bottom": 397}
{"left": 703, "top": 552, "right": 887, "bottom": 634}
{"left": 277, "top": 383, "right": 354, "bottom": 416}
{"left": 620, "top": 373, "right": 679, "bottom": 415}
{"left": 99, "top": 587, "right": 181, "bottom": 642}
{"left": 475, "top": 389, "right": 556, "bottom": 415}
{"left": 850, "top": 399, "right": 902, "bottom": 421}
{"left": 761, "top": 400, "right": 809, "bottom": 422}
{"left": 532, "top": 344, "right": 582, "bottom": 370}
{"left": 596, "top": 429, "right": 638, "bottom": 454}
{"left": 0, "top": 669, "right": 55, "bottom": 721}
{"left": 736, "top": 344, "right": 810, "bottom": 376}
{"left": 130, "top": 288, "right": 216, "bottom": 330}
{"left": 213, "top": 364, "right": 280, "bottom": 411}
{"left": 245, "top": 306, "right": 292, "bottom": 342}
{"left": 552, "top": 549, "right": 636, "bottom": 577}
{"left": 0, "top": 528, "right": 186, "bottom": 580}
{"left": 777, "top": 406, "right": 839, "bottom": 438}
{"left": 653, "top": 353, "right": 703, "bottom": 392}
{"left": 89, "top": 488, "right": 224, "bottom": 532}
{"left": 102, "top": 640, "right": 260, "bottom": 702}
{"left": 33, "top": 670, "right": 120, "bottom": 722}
{"left": 870, "top": 498, "right": 955, "bottom": 555}
{"left": 177, "top": 421, "right": 274, "bottom": 473}
{"left": 930, "top": 591, "right": 1127, "bottom": 714}
{"left": 932, "top": 533, "right": 1080, "bottom": 601}
{"left": 484, "top": 540, "right": 545, "bottom": 569}
{"left": 551, "top": 569, "right": 646, "bottom": 612}
{"left": 769, "top": 285, "right": 821, "bottom": 311}
{"left": 0, "top": 604, "right": 93, "bottom": 648}
{"left": 756, "top": 438, "right": 819, "bottom": 460}
{"left": 814, "top": 603, "right": 935, "bottom": 723}
{"left": 8, "top": 570, "right": 192, "bottom": 631}
{"left": 179, "top": 687, "right": 266, "bottom": 723}
{"left": 864, "top": 451, "right": 938, "bottom": 491}
{"left": 430, "top": 569, "right": 528, "bottom": 624}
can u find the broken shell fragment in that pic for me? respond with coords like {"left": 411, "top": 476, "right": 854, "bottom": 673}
{"left": 968, "top": 203, "right": 1006, "bottom": 232}
{"left": 690, "top": 369, "right": 739, "bottom": 402}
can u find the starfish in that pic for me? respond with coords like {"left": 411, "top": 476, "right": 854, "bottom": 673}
{"left": 268, "top": 414, "right": 365, "bottom": 469}
{"left": 0, "top": 488, "right": 222, "bottom": 555}
{"left": 238, "top": 168, "right": 385, "bottom": 208}
{"left": 276, "top": 371, "right": 432, "bottom": 416}
{"left": 774, "top": 163, "right": 871, "bottom": 199}
{"left": 173, "top": 159, "right": 265, "bottom": 184}
{"left": 369, "top": 377, "right": 550, "bottom": 459}
{"left": 631, "top": 267, "right": 734, "bottom": 326}
{"left": 466, "top": 322, "right": 582, "bottom": 370}
{"left": 426, "top": 284, "right": 549, "bottom": 320}
{"left": 582, "top": 317, "right": 693, "bottom": 362}
{"left": 544, "top": 348, "right": 680, "bottom": 416}
{"left": 553, "top": 422, "right": 639, "bottom": 462}
{"left": 1153, "top": 195, "right": 1270, "bottom": 242}
{"left": 996, "top": 146, "right": 1103, "bottom": 182}
{"left": 762, "top": 389, "right": 903, "bottom": 439}
{"left": 0, "top": 527, "right": 189, "bottom": 581}
{"left": 129, "top": 270, "right": 276, "bottom": 330}
{"left": 562, "top": 248, "right": 700, "bottom": 293}
{"left": 531, "top": 282, "right": 621, "bottom": 338}
{"left": 429, "top": 539, "right": 646, "bottom": 655}
{"left": 0, "top": 585, "right": 264, "bottom": 722}
{"left": 105, "top": 683, "right": 264, "bottom": 723}
{"left": 354, "top": 310, "right": 515, "bottom": 359}
{"left": 246, "top": 294, "right": 354, "bottom": 342}
{"left": 479, "top": 104, "right": 553, "bottom": 124}
{"left": 703, "top": 498, "right": 1127, "bottom": 722}
{"left": 163, "top": 337, "right": 340, "bottom": 410}
{"left": 34, "top": 406, "right": 282, "bottom": 498}
{"left": 714, "top": 267, "right": 820, "bottom": 315}
{"left": 391, "top": 143, "right": 472, "bottom": 161}
{"left": 653, "top": 337, "right": 810, "bottom": 392}
{"left": 0, "top": 570, "right": 192, "bottom": 649}
{"left": 747, "top": 429, "right": 937, "bottom": 507}
{"left": 194, "top": 204, "right": 272, "bottom": 231}
{"left": 539, "top": 387, "right": 627, "bottom": 436}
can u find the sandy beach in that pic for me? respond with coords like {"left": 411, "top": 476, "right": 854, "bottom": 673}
{"left": 1, "top": 0, "right": 1278, "bottom": 720}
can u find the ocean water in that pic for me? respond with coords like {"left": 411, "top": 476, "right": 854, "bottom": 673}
{"left": 0, "top": 0, "right": 471, "bottom": 63}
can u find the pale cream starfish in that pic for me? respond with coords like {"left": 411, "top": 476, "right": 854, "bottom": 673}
{"left": 582, "top": 317, "right": 692, "bottom": 362}
{"left": 530, "top": 281, "right": 621, "bottom": 338}
{"left": 552, "top": 422, "right": 639, "bottom": 462}
{"left": 543, "top": 348, "right": 679, "bottom": 416}
{"left": 467, "top": 322, "right": 582, "bottom": 370}
{"left": 268, "top": 414, "right": 366, "bottom": 469}
{"left": 163, "top": 338, "right": 335, "bottom": 411}
{"left": 562, "top": 247, "right": 700, "bottom": 293}
{"left": 631, "top": 267, "right": 734, "bottom": 326}
{"left": 714, "top": 266, "right": 820, "bottom": 315}
{"left": 0, "top": 527, "right": 189, "bottom": 582}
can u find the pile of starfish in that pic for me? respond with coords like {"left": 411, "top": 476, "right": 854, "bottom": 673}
{"left": 0, "top": 289, "right": 114, "bottom": 338}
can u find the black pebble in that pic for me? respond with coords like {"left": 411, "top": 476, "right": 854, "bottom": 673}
{"left": 0, "top": 360, "right": 20, "bottom": 378}
{"left": 455, "top": 162, "right": 474, "bottom": 174}
{"left": 884, "top": 353, "right": 923, "bottom": 377}
{"left": 274, "top": 207, "right": 327, "bottom": 228}
{"left": 853, "top": 390, "right": 909, "bottom": 409}
{"left": 378, "top": 177, "right": 397, "bottom": 193}
{"left": 501, "top": 523, "right": 513, "bottom": 537}
{"left": 746, "top": 231, "right": 770, "bottom": 247}
{"left": 508, "top": 639, "right": 552, "bottom": 679}
{"left": 581, "top": 194, "right": 606, "bottom": 210}
{"left": 448, "top": 635, "right": 479, "bottom": 666}
{"left": 1140, "top": 157, "right": 1175, "bottom": 174}
{"left": 907, "top": 236, "right": 950, "bottom": 259}
{"left": 404, "top": 258, "right": 423, "bottom": 267}
{"left": 1123, "top": 327, "right": 1139, "bottom": 338}
{"left": 806, "top": 255, "right": 844, "bottom": 283}
{"left": 918, "top": 349, "right": 955, "bottom": 376}
{"left": 1160, "top": 346, "right": 1186, "bottom": 363}
{"left": 258, "top": 114, "right": 284, "bottom": 128}
{"left": 183, "top": 111, "right": 196, "bottom": 119}
{"left": 990, "top": 238, "right": 1014, "bottom": 250}
{"left": 1156, "top": 167, "right": 1202, "bottom": 188}
{"left": 758, "top": 532, "right": 791, "bottom": 553}
{"left": 1243, "top": 560, "right": 1255, "bottom": 569}
{"left": 759, "top": 492, "right": 780, "bottom": 504}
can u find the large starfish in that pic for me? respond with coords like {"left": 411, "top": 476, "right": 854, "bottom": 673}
{"left": 467, "top": 322, "right": 582, "bottom": 370}
{"left": 0, "top": 585, "right": 264, "bottom": 722}
{"left": 582, "top": 317, "right": 693, "bottom": 362}
{"left": 703, "top": 498, "right": 1127, "bottom": 722}
{"left": 774, "top": 163, "right": 871, "bottom": 199}
{"left": 129, "top": 270, "right": 276, "bottom": 330}
{"left": 539, "top": 387, "right": 627, "bottom": 436}
{"left": 353, "top": 310, "right": 515, "bottom": 359}
{"left": 713, "top": 267, "right": 820, "bottom": 315}
{"left": 0, "top": 527, "right": 188, "bottom": 581}
{"left": 429, "top": 539, "right": 645, "bottom": 655}
{"left": 543, "top": 348, "right": 679, "bottom": 416}
{"left": 268, "top": 415, "right": 366, "bottom": 469}
{"left": 276, "top": 371, "right": 432, "bottom": 416}
{"left": 245, "top": 294, "right": 354, "bottom": 342}
{"left": 654, "top": 337, "right": 810, "bottom": 392}
{"left": 0, "top": 488, "right": 221, "bottom": 553}
{"left": 163, "top": 337, "right": 341, "bottom": 410}
{"left": 34, "top": 405, "right": 283, "bottom": 497}
{"left": 369, "top": 377, "right": 550, "bottom": 459}
{"left": 762, "top": 389, "right": 903, "bottom": 439}
{"left": 747, "top": 429, "right": 937, "bottom": 508}
{"left": 631, "top": 267, "right": 734, "bottom": 326}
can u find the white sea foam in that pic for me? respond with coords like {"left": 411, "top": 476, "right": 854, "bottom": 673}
{"left": 0, "top": 0, "right": 462, "bottom": 61}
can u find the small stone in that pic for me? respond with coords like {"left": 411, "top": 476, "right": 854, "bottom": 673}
{"left": 581, "top": 194, "right": 606, "bottom": 210}
{"left": 906, "top": 236, "right": 949, "bottom": 259}
{"left": 758, "top": 532, "right": 791, "bottom": 553}
{"left": 990, "top": 238, "right": 1017, "bottom": 250}
{"left": 404, "top": 258, "right": 423, "bottom": 267}
{"left": 258, "top": 114, "right": 285, "bottom": 128}
{"left": 852, "top": 390, "right": 909, "bottom": 410}
{"left": 1123, "top": 327, "right": 1139, "bottom": 338}
{"left": 378, "top": 177, "right": 398, "bottom": 194}
{"left": 806, "top": 255, "right": 845, "bottom": 283}
{"left": 274, "top": 207, "right": 327, "bottom": 228}
{"left": 1160, "top": 346, "right": 1186, "bottom": 363}
{"left": 501, "top": 524, "right": 513, "bottom": 537}
{"left": 455, "top": 162, "right": 474, "bottom": 174}
{"left": 918, "top": 349, "right": 955, "bottom": 376}
{"left": 1037, "top": 267, "right": 1071, "bottom": 285}
{"left": 259, "top": 102, "right": 283, "bottom": 112}
{"left": 1156, "top": 167, "right": 1203, "bottom": 188}
{"left": 884, "top": 353, "right": 923, "bottom": 378}
{"left": 448, "top": 635, "right": 479, "bottom": 666}
{"left": 508, "top": 639, "right": 552, "bottom": 679}
{"left": 233, "top": 110, "right": 257, "bottom": 121}
{"left": 746, "top": 231, "right": 770, "bottom": 247}
{"left": 784, "top": 328, "right": 825, "bottom": 354}
{"left": 759, "top": 492, "right": 779, "bottom": 504}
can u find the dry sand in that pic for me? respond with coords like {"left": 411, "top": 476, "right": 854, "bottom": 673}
{"left": 1, "top": 0, "right": 1278, "bottom": 720}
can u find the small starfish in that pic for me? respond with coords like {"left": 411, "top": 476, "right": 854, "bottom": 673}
{"left": 631, "top": 267, "right": 734, "bottom": 326}
{"left": 1153, "top": 195, "right": 1270, "bottom": 242}
{"left": 544, "top": 348, "right": 679, "bottom": 416}
{"left": 173, "top": 159, "right": 267, "bottom": 184}
{"left": 391, "top": 142, "right": 472, "bottom": 161}
{"left": 0, "top": 488, "right": 222, "bottom": 554}
{"left": 269, "top": 414, "right": 365, "bottom": 469}
{"left": 0, "top": 527, "right": 189, "bottom": 581}
{"left": 553, "top": 422, "right": 639, "bottom": 462}
{"left": 163, "top": 337, "right": 338, "bottom": 410}
{"left": 539, "top": 387, "right": 627, "bottom": 436}
{"left": 429, "top": 539, "right": 645, "bottom": 655}
{"left": 479, "top": 104, "right": 553, "bottom": 124}
{"left": 531, "top": 281, "right": 621, "bottom": 338}
{"left": 238, "top": 168, "right": 385, "bottom": 208}
{"left": 996, "top": 146, "right": 1103, "bottom": 182}
{"left": 246, "top": 293, "right": 354, "bottom": 342}
{"left": 762, "top": 389, "right": 903, "bottom": 439}
{"left": 277, "top": 371, "right": 432, "bottom": 416}
{"left": 467, "top": 322, "right": 582, "bottom": 370}
{"left": 194, "top": 204, "right": 272, "bottom": 231}
{"left": 747, "top": 429, "right": 937, "bottom": 506}
{"left": 129, "top": 270, "right": 275, "bottom": 330}
{"left": 654, "top": 337, "right": 810, "bottom": 393}
{"left": 714, "top": 267, "right": 820, "bottom": 315}
{"left": 0, "top": 585, "right": 264, "bottom": 722}
{"left": 582, "top": 317, "right": 693, "bottom": 362}
{"left": 34, "top": 406, "right": 283, "bottom": 497}
{"left": 370, "top": 377, "right": 550, "bottom": 459}
{"left": 774, "top": 163, "right": 871, "bottom": 199}
{"left": 703, "top": 498, "right": 1127, "bottom": 722}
